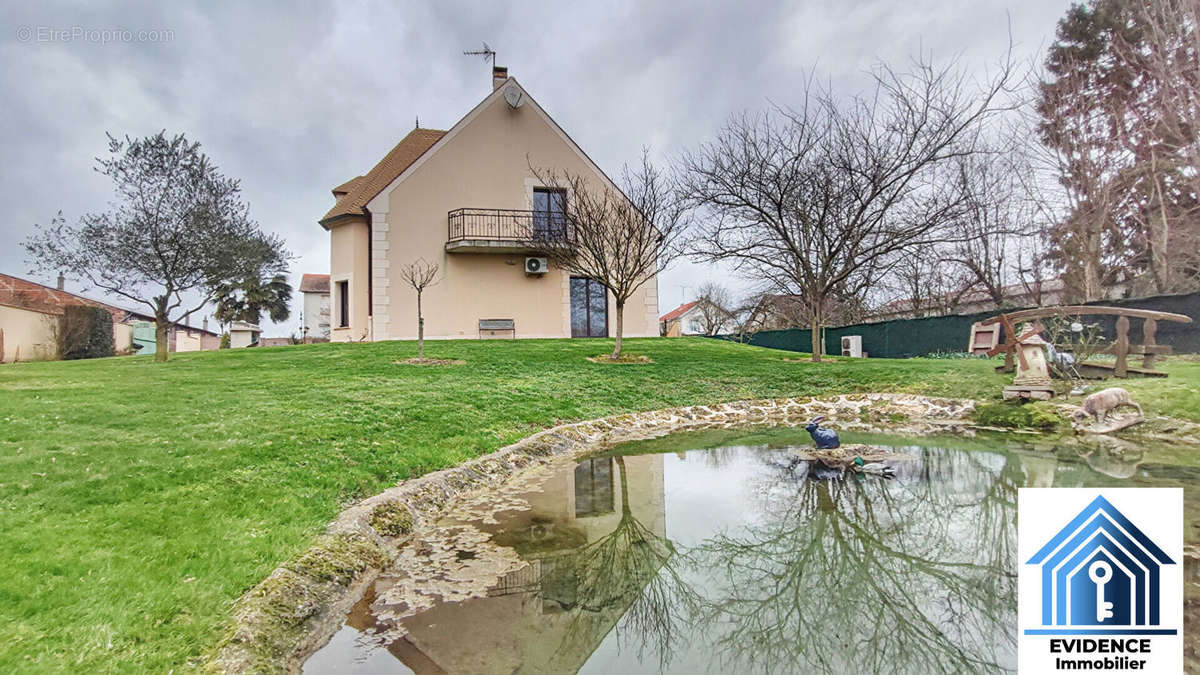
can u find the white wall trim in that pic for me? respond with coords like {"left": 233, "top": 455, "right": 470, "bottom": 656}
{"left": 330, "top": 272, "right": 351, "bottom": 339}
{"left": 370, "top": 211, "right": 390, "bottom": 341}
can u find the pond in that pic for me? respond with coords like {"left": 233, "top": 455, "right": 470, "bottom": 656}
{"left": 303, "top": 428, "right": 1200, "bottom": 674}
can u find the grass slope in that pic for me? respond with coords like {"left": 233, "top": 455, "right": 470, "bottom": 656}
{"left": 0, "top": 338, "right": 1195, "bottom": 671}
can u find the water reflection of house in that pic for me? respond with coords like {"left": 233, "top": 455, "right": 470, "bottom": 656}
{"left": 344, "top": 454, "right": 666, "bottom": 674}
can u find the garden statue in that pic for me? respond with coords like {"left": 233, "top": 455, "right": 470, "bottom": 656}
{"left": 1002, "top": 329, "right": 1055, "bottom": 401}
{"left": 1073, "top": 387, "right": 1143, "bottom": 425}
{"left": 805, "top": 416, "right": 840, "bottom": 449}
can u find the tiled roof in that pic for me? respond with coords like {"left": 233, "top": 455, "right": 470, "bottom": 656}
{"left": 0, "top": 273, "right": 127, "bottom": 318}
{"left": 0, "top": 273, "right": 219, "bottom": 334}
{"left": 320, "top": 128, "right": 446, "bottom": 226}
{"left": 659, "top": 301, "right": 699, "bottom": 323}
{"left": 299, "top": 273, "right": 330, "bottom": 293}
{"left": 331, "top": 176, "right": 364, "bottom": 195}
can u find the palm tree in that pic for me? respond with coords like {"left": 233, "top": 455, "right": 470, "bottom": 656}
{"left": 212, "top": 274, "right": 292, "bottom": 326}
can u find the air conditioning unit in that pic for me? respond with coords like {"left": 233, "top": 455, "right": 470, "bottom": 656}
{"left": 524, "top": 257, "right": 548, "bottom": 274}
{"left": 841, "top": 335, "right": 863, "bottom": 358}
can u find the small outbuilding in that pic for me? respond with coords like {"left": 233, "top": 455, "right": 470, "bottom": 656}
{"left": 229, "top": 321, "right": 262, "bottom": 348}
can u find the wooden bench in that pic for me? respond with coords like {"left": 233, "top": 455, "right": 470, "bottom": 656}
{"left": 478, "top": 318, "right": 516, "bottom": 339}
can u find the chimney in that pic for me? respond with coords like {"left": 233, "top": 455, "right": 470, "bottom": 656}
{"left": 203, "top": 317, "right": 209, "bottom": 332}
{"left": 492, "top": 65, "right": 508, "bottom": 91}
{"left": 56, "top": 272, "right": 65, "bottom": 291}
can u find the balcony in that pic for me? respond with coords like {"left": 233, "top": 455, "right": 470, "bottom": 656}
{"left": 446, "top": 208, "right": 573, "bottom": 253}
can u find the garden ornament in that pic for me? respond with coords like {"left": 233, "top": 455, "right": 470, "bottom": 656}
{"left": 805, "top": 416, "right": 840, "bottom": 449}
{"left": 1072, "top": 387, "right": 1143, "bottom": 425}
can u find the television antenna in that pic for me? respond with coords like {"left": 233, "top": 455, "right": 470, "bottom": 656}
{"left": 463, "top": 42, "right": 496, "bottom": 68}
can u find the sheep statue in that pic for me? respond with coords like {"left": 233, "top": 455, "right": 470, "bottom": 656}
{"left": 1072, "top": 387, "right": 1144, "bottom": 426}
{"left": 805, "top": 416, "right": 840, "bottom": 449}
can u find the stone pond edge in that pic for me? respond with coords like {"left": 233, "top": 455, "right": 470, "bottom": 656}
{"left": 205, "top": 392, "right": 980, "bottom": 673}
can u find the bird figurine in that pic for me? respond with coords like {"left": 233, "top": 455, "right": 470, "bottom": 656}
{"left": 805, "top": 415, "right": 840, "bottom": 449}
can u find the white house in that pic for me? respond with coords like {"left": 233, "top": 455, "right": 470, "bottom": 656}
{"left": 229, "top": 321, "right": 261, "bottom": 348}
{"left": 299, "top": 273, "right": 331, "bottom": 340}
{"left": 659, "top": 300, "right": 735, "bottom": 337}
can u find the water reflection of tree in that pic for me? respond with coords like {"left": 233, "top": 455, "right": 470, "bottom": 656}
{"left": 688, "top": 448, "right": 1020, "bottom": 674}
{"left": 549, "top": 456, "right": 699, "bottom": 670}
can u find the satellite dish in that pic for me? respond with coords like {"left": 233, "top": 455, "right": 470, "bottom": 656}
{"left": 504, "top": 84, "right": 525, "bottom": 109}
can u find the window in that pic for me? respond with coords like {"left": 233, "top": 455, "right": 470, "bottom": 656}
{"left": 574, "top": 458, "right": 614, "bottom": 517}
{"left": 336, "top": 280, "right": 349, "bottom": 328}
{"left": 570, "top": 277, "right": 607, "bottom": 337}
{"left": 533, "top": 187, "right": 567, "bottom": 239}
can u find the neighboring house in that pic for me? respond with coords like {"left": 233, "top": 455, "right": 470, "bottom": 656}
{"left": 229, "top": 321, "right": 261, "bottom": 348}
{"left": 320, "top": 66, "right": 658, "bottom": 342}
{"left": 299, "top": 273, "right": 331, "bottom": 340}
{"left": 659, "top": 300, "right": 735, "bottom": 337}
{"left": 0, "top": 273, "right": 134, "bottom": 362}
{"left": 128, "top": 316, "right": 220, "bottom": 354}
{"left": 0, "top": 273, "right": 220, "bottom": 363}
{"left": 743, "top": 294, "right": 811, "bottom": 332}
{"left": 871, "top": 279, "right": 1067, "bottom": 321}
{"left": 871, "top": 279, "right": 1079, "bottom": 321}
{"left": 659, "top": 301, "right": 697, "bottom": 337}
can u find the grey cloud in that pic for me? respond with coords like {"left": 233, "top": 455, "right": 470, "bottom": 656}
{"left": 0, "top": 0, "right": 1070, "bottom": 331}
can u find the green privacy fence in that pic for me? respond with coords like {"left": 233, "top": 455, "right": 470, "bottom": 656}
{"left": 715, "top": 291, "right": 1200, "bottom": 358}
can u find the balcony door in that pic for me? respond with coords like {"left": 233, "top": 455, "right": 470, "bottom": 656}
{"left": 570, "top": 277, "right": 608, "bottom": 337}
{"left": 533, "top": 187, "right": 567, "bottom": 240}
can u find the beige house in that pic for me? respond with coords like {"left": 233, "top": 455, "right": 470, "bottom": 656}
{"left": 0, "top": 273, "right": 134, "bottom": 362}
{"left": 326, "top": 453, "right": 667, "bottom": 673}
{"left": 320, "top": 67, "right": 659, "bottom": 342}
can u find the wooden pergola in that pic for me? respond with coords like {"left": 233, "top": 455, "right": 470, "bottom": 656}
{"left": 979, "top": 306, "right": 1193, "bottom": 378}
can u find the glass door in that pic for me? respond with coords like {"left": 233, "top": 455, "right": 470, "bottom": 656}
{"left": 533, "top": 187, "right": 567, "bottom": 240}
{"left": 570, "top": 277, "right": 608, "bottom": 337}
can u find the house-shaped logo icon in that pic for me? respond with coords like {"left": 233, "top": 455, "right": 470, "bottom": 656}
{"left": 1024, "top": 494, "right": 1176, "bottom": 635}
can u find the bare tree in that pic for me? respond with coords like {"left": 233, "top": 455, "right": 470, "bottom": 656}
{"left": 879, "top": 247, "right": 974, "bottom": 318}
{"left": 688, "top": 447, "right": 1018, "bottom": 673}
{"left": 682, "top": 52, "right": 1017, "bottom": 361}
{"left": 532, "top": 151, "right": 689, "bottom": 359}
{"left": 944, "top": 151, "right": 1039, "bottom": 306}
{"left": 398, "top": 258, "right": 439, "bottom": 359}
{"left": 1013, "top": 230, "right": 1058, "bottom": 307}
{"left": 693, "top": 281, "right": 733, "bottom": 335}
{"left": 24, "top": 132, "right": 289, "bottom": 362}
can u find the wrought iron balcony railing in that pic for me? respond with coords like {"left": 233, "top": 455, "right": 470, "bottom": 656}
{"left": 447, "top": 208, "right": 573, "bottom": 244}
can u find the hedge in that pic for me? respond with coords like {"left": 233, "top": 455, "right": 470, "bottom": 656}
{"left": 60, "top": 305, "right": 115, "bottom": 360}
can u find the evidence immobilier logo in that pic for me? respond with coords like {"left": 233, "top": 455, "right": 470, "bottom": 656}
{"left": 1018, "top": 488, "right": 1182, "bottom": 673}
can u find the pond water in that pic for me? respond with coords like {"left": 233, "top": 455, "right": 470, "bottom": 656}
{"left": 304, "top": 429, "right": 1200, "bottom": 674}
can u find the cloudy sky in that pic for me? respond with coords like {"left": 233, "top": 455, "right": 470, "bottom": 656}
{"left": 0, "top": 0, "right": 1070, "bottom": 334}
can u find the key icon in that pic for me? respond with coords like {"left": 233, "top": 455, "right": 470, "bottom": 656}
{"left": 1089, "top": 560, "right": 1114, "bottom": 622}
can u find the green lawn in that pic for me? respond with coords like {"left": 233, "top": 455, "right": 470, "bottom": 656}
{"left": 0, "top": 338, "right": 1196, "bottom": 671}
